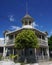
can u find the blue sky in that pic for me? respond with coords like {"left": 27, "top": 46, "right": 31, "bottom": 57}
{"left": 0, "top": 0, "right": 52, "bottom": 38}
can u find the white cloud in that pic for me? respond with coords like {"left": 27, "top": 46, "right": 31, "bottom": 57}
{"left": 50, "top": 31, "right": 52, "bottom": 34}
{"left": 0, "top": 38, "right": 4, "bottom": 40}
{"left": 32, "top": 22, "right": 39, "bottom": 27}
{"left": 48, "top": 30, "right": 52, "bottom": 37}
{"left": 10, "top": 26, "right": 20, "bottom": 30}
{"left": 50, "top": 30, "right": 52, "bottom": 36}
{"left": 8, "top": 15, "right": 15, "bottom": 22}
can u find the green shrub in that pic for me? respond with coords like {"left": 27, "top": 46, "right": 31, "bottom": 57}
{"left": 0, "top": 54, "right": 2, "bottom": 60}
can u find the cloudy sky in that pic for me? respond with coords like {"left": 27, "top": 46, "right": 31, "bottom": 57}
{"left": 0, "top": 0, "right": 52, "bottom": 38}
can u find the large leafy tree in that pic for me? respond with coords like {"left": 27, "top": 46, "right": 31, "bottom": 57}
{"left": 48, "top": 35, "right": 52, "bottom": 57}
{"left": 15, "top": 29, "right": 38, "bottom": 49}
{"left": 48, "top": 36, "right": 52, "bottom": 50}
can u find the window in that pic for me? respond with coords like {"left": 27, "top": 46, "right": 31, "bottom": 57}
{"left": 39, "top": 35, "right": 41, "bottom": 38}
{"left": 9, "top": 35, "right": 13, "bottom": 39}
{"left": 30, "top": 50, "right": 33, "bottom": 55}
{"left": 35, "top": 33, "right": 38, "bottom": 37}
{"left": 21, "top": 50, "right": 23, "bottom": 55}
{"left": 42, "top": 35, "right": 45, "bottom": 40}
{"left": 15, "top": 34, "right": 17, "bottom": 37}
{"left": 25, "top": 21, "right": 28, "bottom": 25}
{"left": 29, "top": 21, "right": 31, "bottom": 25}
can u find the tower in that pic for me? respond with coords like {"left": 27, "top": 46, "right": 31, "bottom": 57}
{"left": 21, "top": 1, "right": 34, "bottom": 28}
{"left": 22, "top": 14, "right": 34, "bottom": 28}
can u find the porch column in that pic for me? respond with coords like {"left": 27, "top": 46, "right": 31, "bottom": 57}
{"left": 46, "top": 47, "right": 49, "bottom": 60}
{"left": 13, "top": 34, "right": 15, "bottom": 42}
{"left": 3, "top": 46, "right": 7, "bottom": 58}
{"left": 42, "top": 48, "right": 44, "bottom": 60}
{"left": 3, "top": 46, "right": 6, "bottom": 58}
{"left": 13, "top": 48, "right": 14, "bottom": 55}
{"left": 41, "top": 35, "right": 42, "bottom": 44}
{"left": 35, "top": 48, "right": 37, "bottom": 60}
{"left": 3, "top": 33, "right": 6, "bottom": 58}
{"left": 13, "top": 34, "right": 15, "bottom": 55}
{"left": 35, "top": 48, "right": 36, "bottom": 55}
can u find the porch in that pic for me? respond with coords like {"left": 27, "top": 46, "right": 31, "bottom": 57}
{"left": 4, "top": 46, "right": 49, "bottom": 63}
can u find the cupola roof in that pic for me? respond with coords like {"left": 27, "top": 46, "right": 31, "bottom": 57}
{"left": 22, "top": 14, "right": 34, "bottom": 21}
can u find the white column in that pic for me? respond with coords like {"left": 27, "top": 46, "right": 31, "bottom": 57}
{"left": 3, "top": 34, "right": 6, "bottom": 58}
{"left": 42, "top": 48, "right": 44, "bottom": 60}
{"left": 28, "top": 20, "right": 29, "bottom": 25}
{"left": 3, "top": 32, "right": 9, "bottom": 59}
{"left": 3, "top": 46, "right": 6, "bottom": 58}
{"left": 45, "top": 36, "right": 48, "bottom": 42}
{"left": 41, "top": 35, "right": 42, "bottom": 39}
{"left": 13, "top": 34, "right": 15, "bottom": 55}
{"left": 13, "top": 49, "right": 14, "bottom": 55}
{"left": 46, "top": 47, "right": 49, "bottom": 60}
{"left": 41, "top": 35, "right": 42, "bottom": 43}
{"left": 3, "top": 46, "right": 7, "bottom": 58}
{"left": 13, "top": 34, "right": 15, "bottom": 43}
{"left": 35, "top": 48, "right": 37, "bottom": 60}
{"left": 35, "top": 48, "right": 36, "bottom": 55}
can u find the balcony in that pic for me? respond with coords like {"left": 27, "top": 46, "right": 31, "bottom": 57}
{"left": 6, "top": 39, "right": 14, "bottom": 46}
{"left": 6, "top": 38, "right": 48, "bottom": 47}
{"left": 38, "top": 38, "right": 48, "bottom": 46}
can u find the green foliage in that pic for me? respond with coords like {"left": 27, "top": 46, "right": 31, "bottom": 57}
{"left": 48, "top": 35, "right": 52, "bottom": 49}
{"left": 9, "top": 54, "right": 18, "bottom": 60}
{"left": 0, "top": 55, "right": 2, "bottom": 60}
{"left": 15, "top": 29, "right": 38, "bottom": 49}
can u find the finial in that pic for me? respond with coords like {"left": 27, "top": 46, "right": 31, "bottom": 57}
{"left": 26, "top": 0, "right": 28, "bottom": 14}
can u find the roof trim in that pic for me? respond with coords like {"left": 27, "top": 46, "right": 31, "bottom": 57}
{"left": 6, "top": 27, "right": 47, "bottom": 35}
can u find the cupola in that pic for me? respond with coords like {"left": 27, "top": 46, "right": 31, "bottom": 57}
{"left": 21, "top": 14, "right": 34, "bottom": 28}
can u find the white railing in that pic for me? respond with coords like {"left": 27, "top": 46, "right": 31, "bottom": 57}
{"left": 38, "top": 38, "right": 48, "bottom": 46}
{"left": 6, "top": 39, "right": 14, "bottom": 44}
{"left": 6, "top": 38, "right": 48, "bottom": 46}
